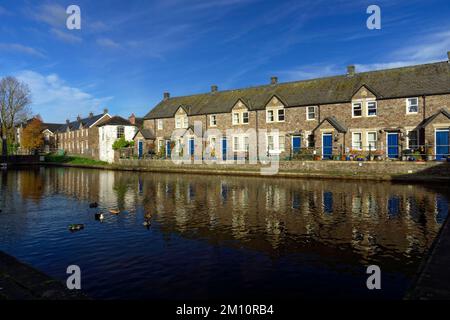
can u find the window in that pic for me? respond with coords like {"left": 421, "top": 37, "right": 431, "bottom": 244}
{"left": 367, "top": 131, "right": 377, "bottom": 150}
{"left": 307, "top": 106, "right": 316, "bottom": 120}
{"left": 279, "top": 135, "right": 285, "bottom": 151}
{"left": 210, "top": 115, "right": 217, "bottom": 127}
{"left": 407, "top": 130, "right": 418, "bottom": 149}
{"left": 278, "top": 109, "right": 285, "bottom": 122}
{"left": 233, "top": 136, "right": 240, "bottom": 151}
{"left": 175, "top": 115, "right": 187, "bottom": 129}
{"left": 266, "top": 108, "right": 284, "bottom": 122}
{"left": 352, "top": 103, "right": 362, "bottom": 117}
{"left": 307, "top": 134, "right": 315, "bottom": 148}
{"left": 117, "top": 126, "right": 125, "bottom": 139}
{"left": 267, "top": 135, "right": 274, "bottom": 151}
{"left": 352, "top": 132, "right": 363, "bottom": 150}
{"left": 244, "top": 136, "right": 249, "bottom": 152}
{"left": 407, "top": 98, "right": 419, "bottom": 114}
{"left": 267, "top": 110, "right": 274, "bottom": 122}
{"left": 158, "top": 140, "right": 164, "bottom": 151}
{"left": 232, "top": 113, "right": 240, "bottom": 125}
{"left": 242, "top": 112, "right": 249, "bottom": 124}
{"left": 210, "top": 137, "right": 217, "bottom": 149}
{"left": 367, "top": 101, "right": 377, "bottom": 117}
{"left": 157, "top": 119, "right": 163, "bottom": 130}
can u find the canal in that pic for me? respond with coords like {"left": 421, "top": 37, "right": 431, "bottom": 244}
{"left": 0, "top": 167, "right": 449, "bottom": 300}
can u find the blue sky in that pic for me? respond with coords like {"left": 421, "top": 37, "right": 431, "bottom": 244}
{"left": 1, "top": 0, "right": 449, "bottom": 123}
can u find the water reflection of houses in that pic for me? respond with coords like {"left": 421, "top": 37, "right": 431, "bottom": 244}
{"left": 8, "top": 168, "right": 449, "bottom": 265}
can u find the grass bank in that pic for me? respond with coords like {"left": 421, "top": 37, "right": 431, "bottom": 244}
{"left": 44, "top": 154, "right": 108, "bottom": 166}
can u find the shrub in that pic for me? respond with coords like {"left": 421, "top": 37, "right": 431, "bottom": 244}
{"left": 112, "top": 137, "right": 134, "bottom": 151}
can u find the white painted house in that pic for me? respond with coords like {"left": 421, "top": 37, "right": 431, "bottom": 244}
{"left": 98, "top": 116, "right": 137, "bottom": 163}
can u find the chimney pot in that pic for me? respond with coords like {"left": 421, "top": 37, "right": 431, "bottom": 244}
{"left": 89, "top": 112, "right": 94, "bottom": 118}
{"left": 103, "top": 108, "right": 109, "bottom": 114}
{"left": 77, "top": 115, "right": 81, "bottom": 121}
{"left": 163, "top": 92, "right": 170, "bottom": 100}
{"left": 129, "top": 113, "right": 136, "bottom": 125}
{"left": 211, "top": 85, "right": 218, "bottom": 93}
{"left": 66, "top": 119, "right": 70, "bottom": 125}
{"left": 347, "top": 65, "right": 356, "bottom": 76}
{"left": 447, "top": 51, "right": 450, "bottom": 62}
{"left": 271, "top": 76, "right": 278, "bottom": 85}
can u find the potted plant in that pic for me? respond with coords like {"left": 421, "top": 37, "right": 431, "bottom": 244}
{"left": 373, "top": 150, "right": 384, "bottom": 161}
{"left": 426, "top": 147, "right": 434, "bottom": 161}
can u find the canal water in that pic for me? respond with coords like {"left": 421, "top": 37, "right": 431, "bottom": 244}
{"left": 0, "top": 167, "right": 449, "bottom": 300}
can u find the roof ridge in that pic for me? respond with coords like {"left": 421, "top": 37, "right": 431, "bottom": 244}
{"left": 161, "top": 60, "right": 448, "bottom": 100}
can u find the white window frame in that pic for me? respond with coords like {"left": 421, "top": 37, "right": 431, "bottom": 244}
{"left": 242, "top": 111, "right": 249, "bottom": 124}
{"left": 175, "top": 115, "right": 188, "bottom": 129}
{"left": 266, "top": 133, "right": 285, "bottom": 154}
{"left": 117, "top": 126, "right": 125, "bottom": 139}
{"left": 232, "top": 134, "right": 249, "bottom": 152}
{"left": 266, "top": 110, "right": 275, "bottom": 123}
{"left": 210, "top": 115, "right": 217, "bottom": 127}
{"left": 277, "top": 109, "right": 285, "bottom": 122}
{"left": 406, "top": 97, "right": 419, "bottom": 114}
{"left": 157, "top": 119, "right": 163, "bottom": 130}
{"left": 366, "top": 131, "right": 377, "bottom": 150}
{"left": 306, "top": 106, "right": 317, "bottom": 120}
{"left": 366, "top": 100, "right": 377, "bottom": 117}
{"left": 232, "top": 112, "right": 240, "bottom": 125}
{"left": 352, "top": 102, "right": 363, "bottom": 118}
{"left": 352, "top": 132, "right": 363, "bottom": 150}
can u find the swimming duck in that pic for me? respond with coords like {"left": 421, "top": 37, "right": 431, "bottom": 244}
{"left": 95, "top": 213, "right": 104, "bottom": 221}
{"left": 143, "top": 220, "right": 151, "bottom": 228}
{"left": 68, "top": 224, "right": 84, "bottom": 232}
{"left": 89, "top": 202, "right": 99, "bottom": 208}
{"left": 109, "top": 209, "right": 120, "bottom": 215}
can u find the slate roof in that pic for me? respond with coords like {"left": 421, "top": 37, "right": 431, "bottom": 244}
{"left": 322, "top": 116, "right": 348, "bottom": 133}
{"left": 134, "top": 128, "right": 155, "bottom": 140}
{"left": 56, "top": 113, "right": 107, "bottom": 132}
{"left": 97, "top": 116, "right": 134, "bottom": 127}
{"left": 42, "top": 123, "right": 64, "bottom": 133}
{"left": 419, "top": 108, "right": 450, "bottom": 129}
{"left": 144, "top": 61, "right": 450, "bottom": 119}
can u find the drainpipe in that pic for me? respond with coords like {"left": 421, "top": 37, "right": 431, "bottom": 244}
{"left": 255, "top": 109, "right": 259, "bottom": 160}
{"left": 318, "top": 105, "right": 321, "bottom": 123}
{"left": 422, "top": 95, "right": 426, "bottom": 121}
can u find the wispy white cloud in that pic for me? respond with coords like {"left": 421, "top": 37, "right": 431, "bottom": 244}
{"left": 276, "top": 64, "right": 342, "bottom": 81}
{"left": 24, "top": 2, "right": 66, "bottom": 28}
{"left": 0, "top": 43, "right": 46, "bottom": 58}
{"left": 14, "top": 70, "right": 113, "bottom": 123}
{"left": 96, "top": 38, "right": 121, "bottom": 49}
{"left": 50, "top": 28, "right": 82, "bottom": 44}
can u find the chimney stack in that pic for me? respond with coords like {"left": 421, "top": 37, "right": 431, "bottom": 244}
{"left": 163, "top": 92, "right": 170, "bottom": 100}
{"left": 129, "top": 113, "right": 136, "bottom": 125}
{"left": 66, "top": 119, "right": 70, "bottom": 125}
{"left": 347, "top": 65, "right": 356, "bottom": 76}
{"left": 77, "top": 115, "right": 81, "bottom": 121}
{"left": 89, "top": 112, "right": 94, "bottom": 118}
{"left": 211, "top": 85, "right": 218, "bottom": 93}
{"left": 103, "top": 108, "right": 109, "bottom": 114}
{"left": 447, "top": 51, "right": 450, "bottom": 62}
{"left": 271, "top": 76, "right": 278, "bottom": 85}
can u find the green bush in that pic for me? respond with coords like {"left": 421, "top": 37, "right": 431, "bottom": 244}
{"left": 292, "top": 148, "right": 314, "bottom": 160}
{"left": 112, "top": 137, "right": 134, "bottom": 151}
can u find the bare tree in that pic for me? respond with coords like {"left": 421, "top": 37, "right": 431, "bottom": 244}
{"left": 0, "top": 77, "right": 32, "bottom": 156}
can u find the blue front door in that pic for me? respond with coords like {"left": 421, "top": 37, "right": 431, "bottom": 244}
{"left": 138, "top": 141, "right": 143, "bottom": 158}
{"left": 189, "top": 138, "right": 195, "bottom": 156}
{"left": 436, "top": 130, "right": 449, "bottom": 160}
{"left": 322, "top": 134, "right": 332, "bottom": 159}
{"left": 387, "top": 133, "right": 399, "bottom": 159}
{"left": 166, "top": 141, "right": 171, "bottom": 157}
{"left": 222, "top": 138, "right": 227, "bottom": 160}
{"left": 292, "top": 136, "right": 301, "bottom": 154}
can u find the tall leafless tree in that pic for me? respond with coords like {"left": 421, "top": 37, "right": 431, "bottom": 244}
{"left": 0, "top": 76, "right": 32, "bottom": 156}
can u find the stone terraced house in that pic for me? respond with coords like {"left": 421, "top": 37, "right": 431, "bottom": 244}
{"left": 142, "top": 55, "right": 450, "bottom": 161}
{"left": 56, "top": 110, "right": 111, "bottom": 159}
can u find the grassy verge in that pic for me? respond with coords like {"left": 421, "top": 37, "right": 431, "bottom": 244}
{"left": 44, "top": 154, "right": 108, "bottom": 166}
